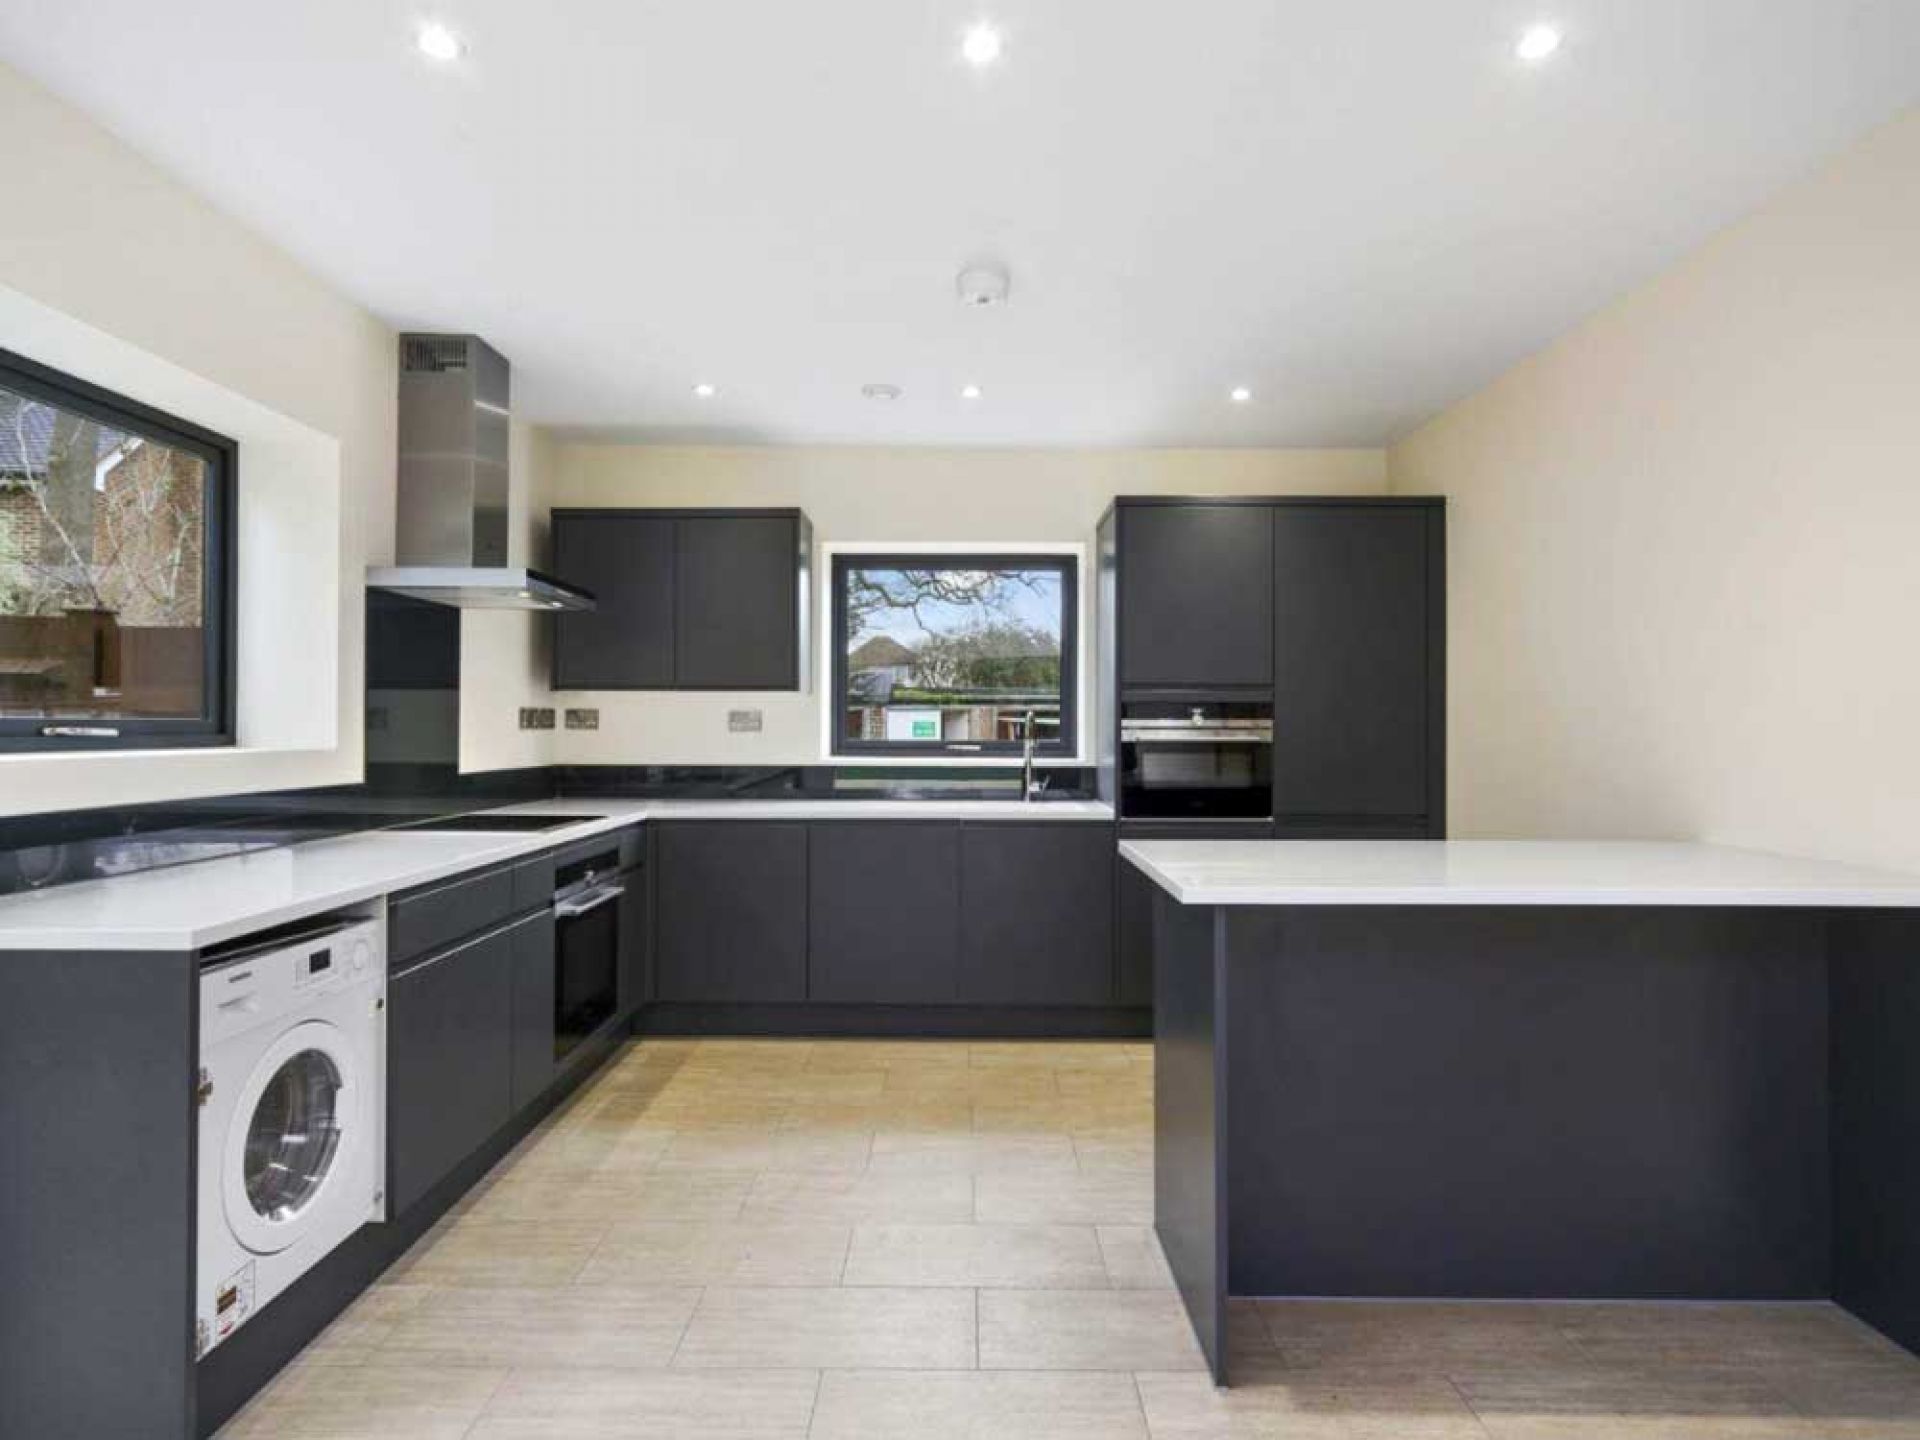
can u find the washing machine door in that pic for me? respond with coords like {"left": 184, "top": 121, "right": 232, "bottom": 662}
{"left": 223, "top": 1018, "right": 361, "bottom": 1256}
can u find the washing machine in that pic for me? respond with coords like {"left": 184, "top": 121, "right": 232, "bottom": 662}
{"left": 196, "top": 912, "right": 387, "bottom": 1359}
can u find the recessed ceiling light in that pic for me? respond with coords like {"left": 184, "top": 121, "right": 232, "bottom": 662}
{"left": 960, "top": 384, "right": 983, "bottom": 401}
{"left": 416, "top": 22, "right": 464, "bottom": 61}
{"left": 961, "top": 21, "right": 1004, "bottom": 67}
{"left": 692, "top": 382, "right": 718, "bottom": 399}
{"left": 1229, "top": 386, "right": 1253, "bottom": 404}
{"left": 862, "top": 383, "right": 904, "bottom": 402}
{"left": 1514, "top": 24, "right": 1562, "bottom": 62}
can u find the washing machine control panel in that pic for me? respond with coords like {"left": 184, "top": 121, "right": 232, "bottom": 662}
{"left": 200, "top": 916, "right": 385, "bottom": 1044}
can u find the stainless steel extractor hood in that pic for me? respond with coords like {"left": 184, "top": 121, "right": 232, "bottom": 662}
{"left": 366, "top": 334, "right": 595, "bottom": 612}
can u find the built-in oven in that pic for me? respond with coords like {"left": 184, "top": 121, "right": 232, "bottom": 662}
{"left": 552, "top": 849, "right": 624, "bottom": 1062}
{"left": 1119, "top": 698, "right": 1274, "bottom": 821}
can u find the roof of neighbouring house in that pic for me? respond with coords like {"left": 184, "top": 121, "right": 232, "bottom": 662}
{"left": 0, "top": 392, "right": 133, "bottom": 481}
{"left": 847, "top": 635, "right": 916, "bottom": 669}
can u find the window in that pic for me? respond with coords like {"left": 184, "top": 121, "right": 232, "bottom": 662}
{"left": 0, "top": 348, "right": 235, "bottom": 751}
{"left": 832, "top": 552, "right": 1078, "bottom": 757}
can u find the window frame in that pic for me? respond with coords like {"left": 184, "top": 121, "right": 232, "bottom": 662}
{"left": 829, "top": 549, "right": 1080, "bottom": 760}
{"left": 0, "top": 346, "right": 238, "bottom": 753}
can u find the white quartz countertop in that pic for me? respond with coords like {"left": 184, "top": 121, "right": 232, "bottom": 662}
{"left": 0, "top": 795, "right": 1112, "bottom": 952}
{"left": 1120, "top": 839, "right": 1920, "bottom": 909}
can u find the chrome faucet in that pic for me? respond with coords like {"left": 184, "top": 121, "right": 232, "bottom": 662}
{"left": 1021, "top": 709, "right": 1044, "bottom": 801}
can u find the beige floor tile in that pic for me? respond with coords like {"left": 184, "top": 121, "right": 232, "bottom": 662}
{"left": 467, "top": 1169, "right": 752, "bottom": 1224}
{"left": 782, "top": 1092, "right": 974, "bottom": 1132}
{"left": 811, "top": 1369, "right": 1149, "bottom": 1439}
{"left": 394, "top": 1215, "right": 611, "bottom": 1287}
{"left": 217, "top": 1360, "right": 507, "bottom": 1438}
{"left": 1259, "top": 1301, "right": 1592, "bottom": 1375}
{"left": 674, "top": 1286, "right": 977, "bottom": 1369}
{"left": 805, "top": 1038, "right": 973, "bottom": 1071}
{"left": 1057, "top": 1067, "right": 1154, "bottom": 1100}
{"left": 976, "top": 1168, "right": 1154, "bottom": 1224}
{"left": 466, "top": 1368, "right": 819, "bottom": 1439}
{"left": 295, "top": 1283, "right": 437, "bottom": 1365}
{"left": 1074, "top": 1136, "right": 1156, "bottom": 1173}
{"left": 740, "top": 1168, "right": 975, "bottom": 1223}
{"left": 867, "top": 1130, "right": 1078, "bottom": 1176}
{"left": 979, "top": 1289, "right": 1206, "bottom": 1371}
{"left": 974, "top": 1098, "right": 1080, "bottom": 1134}
{"left": 576, "top": 1220, "right": 852, "bottom": 1287}
{"left": 1140, "top": 1367, "right": 1494, "bottom": 1439}
{"left": 1453, "top": 1362, "right": 1801, "bottom": 1421}
{"left": 843, "top": 1222, "right": 1108, "bottom": 1288}
{"left": 654, "top": 1125, "right": 874, "bottom": 1172}
{"left": 1560, "top": 1301, "right": 1904, "bottom": 1370}
{"left": 972, "top": 1041, "right": 1136, "bottom": 1072}
{"left": 377, "top": 1284, "right": 700, "bottom": 1369}
{"left": 1097, "top": 1225, "right": 1176, "bottom": 1289}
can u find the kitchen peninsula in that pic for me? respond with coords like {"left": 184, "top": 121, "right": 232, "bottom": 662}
{"left": 1122, "top": 839, "right": 1920, "bottom": 1383}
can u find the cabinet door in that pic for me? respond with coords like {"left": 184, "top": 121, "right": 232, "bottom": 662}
{"left": 809, "top": 822, "right": 960, "bottom": 1004}
{"left": 616, "top": 853, "right": 651, "bottom": 1017}
{"left": 551, "top": 513, "right": 675, "bottom": 689}
{"left": 674, "top": 516, "right": 798, "bottom": 689}
{"left": 1120, "top": 504, "right": 1273, "bottom": 689}
{"left": 655, "top": 823, "right": 808, "bottom": 1002}
{"left": 959, "top": 823, "right": 1115, "bottom": 1006}
{"left": 508, "top": 909, "right": 556, "bottom": 1113}
{"left": 1273, "top": 506, "right": 1434, "bottom": 820}
{"left": 1116, "top": 821, "right": 1272, "bottom": 1007}
{"left": 387, "top": 919, "right": 517, "bottom": 1215}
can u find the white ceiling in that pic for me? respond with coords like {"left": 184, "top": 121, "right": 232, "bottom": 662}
{"left": 4, "top": 1, "right": 1918, "bottom": 448}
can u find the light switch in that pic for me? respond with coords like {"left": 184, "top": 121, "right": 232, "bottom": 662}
{"left": 728, "top": 709, "right": 764, "bottom": 734}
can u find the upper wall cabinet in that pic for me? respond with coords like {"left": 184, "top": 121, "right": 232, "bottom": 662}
{"left": 550, "top": 508, "right": 812, "bottom": 691}
{"left": 1118, "top": 502, "right": 1274, "bottom": 689}
{"left": 1271, "top": 504, "right": 1443, "bottom": 824}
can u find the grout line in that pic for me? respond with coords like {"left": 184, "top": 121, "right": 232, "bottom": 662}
{"left": 1128, "top": 1370, "right": 1152, "bottom": 1435}
{"left": 803, "top": 1369, "right": 825, "bottom": 1438}
{"left": 665, "top": 1285, "right": 705, "bottom": 1370}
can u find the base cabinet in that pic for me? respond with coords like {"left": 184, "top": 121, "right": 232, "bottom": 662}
{"left": 656, "top": 822, "right": 808, "bottom": 1002}
{"left": 507, "top": 910, "right": 557, "bottom": 1112}
{"left": 387, "top": 917, "right": 521, "bottom": 1216}
{"left": 959, "top": 823, "right": 1116, "bottom": 1006}
{"left": 809, "top": 822, "right": 960, "bottom": 1003}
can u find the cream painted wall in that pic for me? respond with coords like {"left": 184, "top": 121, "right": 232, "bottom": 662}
{"left": 548, "top": 443, "right": 1385, "bottom": 764}
{"left": 1390, "top": 108, "right": 1920, "bottom": 872}
{"left": 0, "top": 60, "right": 395, "bottom": 814}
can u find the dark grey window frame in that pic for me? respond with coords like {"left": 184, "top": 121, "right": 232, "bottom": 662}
{"left": 0, "top": 347, "right": 238, "bottom": 753}
{"left": 830, "top": 550, "right": 1079, "bottom": 759}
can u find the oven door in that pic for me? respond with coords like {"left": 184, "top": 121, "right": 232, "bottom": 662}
{"left": 552, "top": 879, "right": 623, "bottom": 1062}
{"left": 1120, "top": 718, "right": 1274, "bottom": 821}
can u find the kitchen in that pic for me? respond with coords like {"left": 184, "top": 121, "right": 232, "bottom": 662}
{"left": 3, "top": 5, "right": 1920, "bottom": 1438}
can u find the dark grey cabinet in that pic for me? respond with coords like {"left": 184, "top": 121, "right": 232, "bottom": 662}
{"left": 551, "top": 513, "right": 675, "bottom": 689}
{"left": 550, "top": 509, "right": 810, "bottom": 691}
{"left": 959, "top": 822, "right": 1115, "bottom": 1006}
{"left": 1272, "top": 505, "right": 1440, "bottom": 822}
{"left": 617, "top": 845, "right": 651, "bottom": 1015}
{"left": 809, "top": 822, "right": 960, "bottom": 1004}
{"left": 1120, "top": 503, "right": 1273, "bottom": 689}
{"left": 1116, "top": 821, "right": 1271, "bottom": 1007}
{"left": 656, "top": 822, "right": 808, "bottom": 1002}
{"left": 508, "top": 909, "right": 556, "bottom": 1112}
{"left": 388, "top": 916, "right": 520, "bottom": 1215}
{"left": 675, "top": 516, "right": 804, "bottom": 689}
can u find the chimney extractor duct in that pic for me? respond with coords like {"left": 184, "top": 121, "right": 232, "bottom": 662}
{"left": 366, "top": 334, "right": 595, "bottom": 611}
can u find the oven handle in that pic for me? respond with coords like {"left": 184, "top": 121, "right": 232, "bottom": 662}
{"left": 553, "top": 881, "right": 625, "bottom": 919}
{"left": 1120, "top": 730, "right": 1274, "bottom": 744}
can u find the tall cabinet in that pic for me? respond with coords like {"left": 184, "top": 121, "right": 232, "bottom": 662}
{"left": 1100, "top": 496, "right": 1446, "bottom": 999}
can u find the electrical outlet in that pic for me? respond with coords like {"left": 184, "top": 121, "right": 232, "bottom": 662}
{"left": 564, "top": 707, "right": 600, "bottom": 731}
{"left": 518, "top": 707, "right": 556, "bottom": 731}
{"left": 727, "top": 708, "right": 764, "bottom": 734}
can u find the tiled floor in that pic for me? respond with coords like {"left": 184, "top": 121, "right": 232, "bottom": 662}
{"left": 218, "top": 1037, "right": 1920, "bottom": 1438}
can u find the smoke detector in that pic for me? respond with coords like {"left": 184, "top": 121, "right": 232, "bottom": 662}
{"left": 861, "top": 383, "right": 904, "bottom": 402}
{"left": 956, "top": 263, "right": 1011, "bottom": 309}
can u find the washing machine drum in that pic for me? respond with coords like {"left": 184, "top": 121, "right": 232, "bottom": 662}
{"left": 223, "top": 1019, "right": 360, "bottom": 1255}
